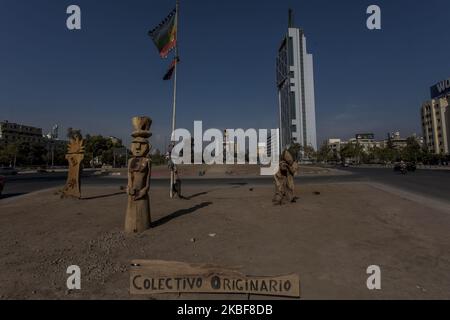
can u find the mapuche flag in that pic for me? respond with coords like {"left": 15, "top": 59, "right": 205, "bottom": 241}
{"left": 163, "top": 57, "right": 180, "bottom": 80}
{"left": 148, "top": 8, "right": 177, "bottom": 58}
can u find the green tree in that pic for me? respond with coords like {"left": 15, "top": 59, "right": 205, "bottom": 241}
{"left": 303, "top": 145, "right": 316, "bottom": 161}
{"left": 83, "top": 135, "right": 124, "bottom": 167}
{"left": 67, "top": 127, "right": 82, "bottom": 140}
{"left": 29, "top": 142, "right": 47, "bottom": 165}
{"left": 316, "top": 142, "right": 332, "bottom": 163}
{"left": 401, "top": 136, "right": 421, "bottom": 162}
{"left": 288, "top": 142, "right": 303, "bottom": 160}
{"left": 152, "top": 149, "right": 167, "bottom": 166}
{"left": 0, "top": 143, "right": 19, "bottom": 167}
{"left": 340, "top": 143, "right": 356, "bottom": 162}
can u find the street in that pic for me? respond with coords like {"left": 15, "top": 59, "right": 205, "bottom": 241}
{"left": 1, "top": 167, "right": 449, "bottom": 205}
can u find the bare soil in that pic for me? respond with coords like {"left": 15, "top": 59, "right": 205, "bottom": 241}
{"left": 0, "top": 183, "right": 449, "bottom": 300}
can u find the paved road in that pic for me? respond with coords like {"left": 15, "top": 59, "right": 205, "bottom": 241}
{"left": 1, "top": 167, "right": 449, "bottom": 204}
{"left": 339, "top": 167, "right": 450, "bottom": 203}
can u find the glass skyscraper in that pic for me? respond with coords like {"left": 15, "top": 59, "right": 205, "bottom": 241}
{"left": 276, "top": 14, "right": 317, "bottom": 153}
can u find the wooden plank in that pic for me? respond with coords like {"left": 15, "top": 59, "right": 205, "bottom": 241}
{"left": 130, "top": 260, "right": 300, "bottom": 298}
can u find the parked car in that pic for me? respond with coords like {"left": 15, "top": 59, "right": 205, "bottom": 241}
{"left": 0, "top": 175, "right": 5, "bottom": 196}
{"left": 0, "top": 167, "right": 18, "bottom": 176}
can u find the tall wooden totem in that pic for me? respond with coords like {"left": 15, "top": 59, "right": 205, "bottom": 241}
{"left": 62, "top": 135, "right": 85, "bottom": 199}
{"left": 125, "top": 116, "right": 152, "bottom": 234}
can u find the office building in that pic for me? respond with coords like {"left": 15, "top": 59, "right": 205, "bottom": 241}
{"left": 421, "top": 78, "right": 450, "bottom": 155}
{"left": 0, "top": 121, "right": 44, "bottom": 145}
{"left": 276, "top": 10, "right": 317, "bottom": 153}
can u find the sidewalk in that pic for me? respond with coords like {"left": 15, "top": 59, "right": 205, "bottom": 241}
{"left": 1, "top": 183, "right": 449, "bottom": 299}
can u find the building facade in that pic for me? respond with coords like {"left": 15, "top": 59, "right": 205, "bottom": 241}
{"left": 421, "top": 78, "right": 450, "bottom": 155}
{"left": 386, "top": 132, "right": 409, "bottom": 150}
{"left": 276, "top": 11, "right": 317, "bottom": 153}
{"left": 0, "top": 121, "right": 44, "bottom": 145}
{"left": 327, "top": 131, "right": 420, "bottom": 155}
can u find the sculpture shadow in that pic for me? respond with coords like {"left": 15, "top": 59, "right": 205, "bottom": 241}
{"left": 229, "top": 182, "right": 248, "bottom": 186}
{"left": 81, "top": 191, "right": 126, "bottom": 200}
{"left": 151, "top": 201, "right": 212, "bottom": 228}
{"left": 0, "top": 193, "right": 26, "bottom": 200}
{"left": 180, "top": 191, "right": 209, "bottom": 200}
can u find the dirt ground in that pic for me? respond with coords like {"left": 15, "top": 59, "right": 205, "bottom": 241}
{"left": 0, "top": 183, "right": 449, "bottom": 300}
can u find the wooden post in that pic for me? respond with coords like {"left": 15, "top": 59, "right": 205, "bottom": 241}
{"left": 125, "top": 117, "right": 153, "bottom": 234}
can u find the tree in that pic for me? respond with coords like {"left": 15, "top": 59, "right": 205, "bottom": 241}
{"left": 0, "top": 143, "right": 18, "bottom": 167}
{"left": 316, "top": 142, "right": 332, "bottom": 163}
{"left": 152, "top": 149, "right": 167, "bottom": 166}
{"left": 340, "top": 143, "right": 356, "bottom": 162}
{"left": 67, "top": 127, "right": 82, "bottom": 140}
{"left": 288, "top": 143, "right": 303, "bottom": 161}
{"left": 82, "top": 135, "right": 125, "bottom": 167}
{"left": 52, "top": 143, "right": 68, "bottom": 166}
{"left": 303, "top": 145, "right": 316, "bottom": 160}
{"left": 401, "top": 136, "right": 421, "bottom": 162}
{"left": 29, "top": 142, "right": 47, "bottom": 165}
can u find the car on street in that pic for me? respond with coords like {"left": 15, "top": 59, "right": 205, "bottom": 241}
{"left": 0, "top": 175, "right": 5, "bottom": 196}
{"left": 0, "top": 167, "right": 18, "bottom": 176}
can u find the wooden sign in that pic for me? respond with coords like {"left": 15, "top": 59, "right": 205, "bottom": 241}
{"left": 130, "top": 260, "right": 300, "bottom": 298}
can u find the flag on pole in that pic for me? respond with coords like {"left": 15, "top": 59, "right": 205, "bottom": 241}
{"left": 148, "top": 8, "right": 177, "bottom": 58}
{"left": 163, "top": 57, "right": 180, "bottom": 80}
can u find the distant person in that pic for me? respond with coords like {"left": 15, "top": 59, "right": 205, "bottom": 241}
{"left": 167, "top": 143, "right": 182, "bottom": 199}
{"left": 172, "top": 166, "right": 182, "bottom": 199}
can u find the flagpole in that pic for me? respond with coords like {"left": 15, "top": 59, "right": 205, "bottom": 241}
{"left": 170, "top": 0, "right": 179, "bottom": 199}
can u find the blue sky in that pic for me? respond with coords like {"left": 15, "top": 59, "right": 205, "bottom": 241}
{"left": 1, "top": 0, "right": 449, "bottom": 150}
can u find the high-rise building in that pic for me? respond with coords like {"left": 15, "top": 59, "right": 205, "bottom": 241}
{"left": 421, "top": 78, "right": 450, "bottom": 155}
{"left": 276, "top": 9, "right": 317, "bottom": 153}
{"left": 266, "top": 129, "right": 280, "bottom": 158}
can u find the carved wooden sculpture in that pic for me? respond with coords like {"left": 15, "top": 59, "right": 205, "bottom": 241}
{"left": 62, "top": 135, "right": 85, "bottom": 199}
{"left": 125, "top": 116, "right": 152, "bottom": 234}
{"left": 273, "top": 150, "right": 299, "bottom": 205}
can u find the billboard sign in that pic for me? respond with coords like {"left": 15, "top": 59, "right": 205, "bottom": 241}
{"left": 430, "top": 78, "right": 450, "bottom": 99}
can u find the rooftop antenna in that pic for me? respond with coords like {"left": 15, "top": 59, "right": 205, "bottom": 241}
{"left": 288, "top": 8, "right": 294, "bottom": 28}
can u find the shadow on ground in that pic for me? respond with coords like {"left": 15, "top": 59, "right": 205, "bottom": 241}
{"left": 180, "top": 191, "right": 209, "bottom": 200}
{"left": 151, "top": 201, "right": 213, "bottom": 228}
{"left": 81, "top": 192, "right": 126, "bottom": 200}
{"left": 0, "top": 193, "right": 26, "bottom": 200}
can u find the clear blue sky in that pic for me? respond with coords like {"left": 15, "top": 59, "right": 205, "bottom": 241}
{"left": 1, "top": 0, "right": 449, "bottom": 150}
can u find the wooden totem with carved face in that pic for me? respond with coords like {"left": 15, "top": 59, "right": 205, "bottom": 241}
{"left": 62, "top": 135, "right": 85, "bottom": 199}
{"left": 125, "top": 116, "right": 153, "bottom": 234}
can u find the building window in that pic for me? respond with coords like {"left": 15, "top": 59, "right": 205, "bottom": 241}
{"left": 289, "top": 91, "right": 296, "bottom": 118}
{"left": 288, "top": 37, "right": 294, "bottom": 66}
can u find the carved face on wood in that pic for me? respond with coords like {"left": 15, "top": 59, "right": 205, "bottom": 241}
{"left": 131, "top": 141, "right": 149, "bottom": 157}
